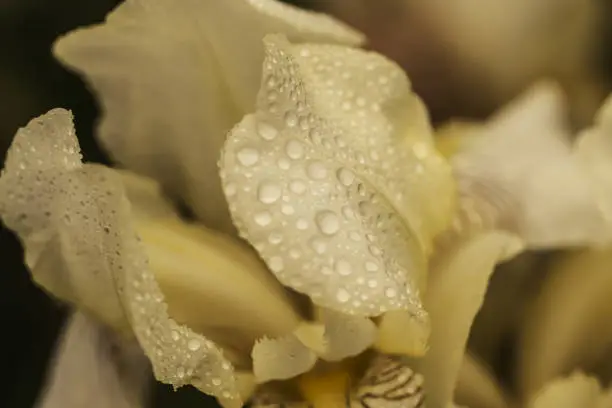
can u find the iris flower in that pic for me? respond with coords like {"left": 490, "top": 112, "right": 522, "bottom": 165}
{"left": 2, "top": 1, "right": 612, "bottom": 407}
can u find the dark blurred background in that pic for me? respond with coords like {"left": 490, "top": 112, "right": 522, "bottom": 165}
{"left": 1, "top": 1, "right": 612, "bottom": 407}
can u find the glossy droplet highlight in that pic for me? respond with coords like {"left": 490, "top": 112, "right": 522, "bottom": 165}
{"left": 337, "top": 168, "right": 355, "bottom": 186}
{"left": 254, "top": 211, "right": 272, "bottom": 226}
{"left": 236, "top": 147, "right": 259, "bottom": 166}
{"left": 336, "top": 288, "right": 351, "bottom": 303}
{"left": 285, "top": 140, "right": 304, "bottom": 160}
{"left": 258, "top": 182, "right": 282, "bottom": 204}
{"left": 335, "top": 259, "right": 352, "bottom": 276}
{"left": 289, "top": 180, "right": 307, "bottom": 195}
{"left": 316, "top": 210, "right": 340, "bottom": 236}
{"left": 257, "top": 121, "right": 278, "bottom": 141}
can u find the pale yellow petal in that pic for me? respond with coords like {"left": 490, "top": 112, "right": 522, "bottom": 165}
{"left": 53, "top": 0, "right": 362, "bottom": 234}
{"left": 0, "top": 110, "right": 241, "bottom": 406}
{"left": 220, "top": 35, "right": 453, "bottom": 345}
{"left": 414, "top": 231, "right": 522, "bottom": 408}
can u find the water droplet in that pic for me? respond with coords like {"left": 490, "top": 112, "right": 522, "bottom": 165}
{"left": 336, "top": 288, "right": 350, "bottom": 303}
{"left": 316, "top": 210, "right": 340, "bottom": 235}
{"left": 367, "top": 279, "right": 378, "bottom": 288}
{"left": 296, "top": 218, "right": 309, "bottom": 230}
{"left": 225, "top": 183, "right": 237, "bottom": 196}
{"left": 385, "top": 287, "right": 397, "bottom": 298}
{"left": 310, "top": 237, "right": 327, "bottom": 254}
{"left": 188, "top": 339, "right": 201, "bottom": 351}
{"left": 309, "top": 129, "right": 321, "bottom": 144}
{"left": 212, "top": 378, "right": 222, "bottom": 386}
{"left": 337, "top": 168, "right": 355, "bottom": 186}
{"left": 236, "top": 147, "right": 259, "bottom": 167}
{"left": 349, "top": 231, "right": 361, "bottom": 241}
{"left": 341, "top": 206, "right": 355, "bottom": 219}
{"left": 254, "top": 211, "right": 272, "bottom": 226}
{"left": 258, "top": 182, "right": 281, "bottom": 204}
{"left": 369, "top": 245, "right": 382, "bottom": 256}
{"left": 258, "top": 122, "right": 278, "bottom": 141}
{"left": 335, "top": 259, "right": 352, "bottom": 276}
{"left": 365, "top": 261, "right": 379, "bottom": 272}
{"left": 307, "top": 161, "right": 327, "bottom": 180}
{"left": 281, "top": 204, "right": 295, "bottom": 215}
{"left": 278, "top": 158, "right": 290, "bottom": 170}
{"left": 284, "top": 112, "right": 298, "bottom": 127}
{"left": 289, "top": 249, "right": 301, "bottom": 259}
{"left": 269, "top": 256, "right": 284, "bottom": 272}
{"left": 268, "top": 232, "right": 283, "bottom": 245}
{"left": 171, "top": 330, "right": 180, "bottom": 341}
{"left": 289, "top": 179, "right": 307, "bottom": 195}
{"left": 285, "top": 140, "right": 304, "bottom": 159}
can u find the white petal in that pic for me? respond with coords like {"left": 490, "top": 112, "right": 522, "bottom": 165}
{"left": 220, "top": 35, "right": 454, "bottom": 332}
{"left": 53, "top": 0, "right": 363, "bottom": 234}
{"left": 0, "top": 110, "right": 241, "bottom": 407}
{"left": 527, "top": 372, "right": 603, "bottom": 408}
{"left": 36, "top": 312, "right": 149, "bottom": 408}
{"left": 451, "top": 81, "right": 612, "bottom": 247}
{"left": 251, "top": 334, "right": 317, "bottom": 383}
{"left": 516, "top": 249, "right": 612, "bottom": 399}
{"left": 414, "top": 231, "right": 522, "bottom": 408}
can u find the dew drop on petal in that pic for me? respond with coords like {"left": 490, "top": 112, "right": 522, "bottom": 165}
{"left": 296, "top": 218, "right": 309, "bottom": 230}
{"left": 236, "top": 147, "right": 259, "bottom": 166}
{"left": 336, "top": 288, "right": 351, "bottom": 303}
{"left": 285, "top": 139, "right": 305, "bottom": 160}
{"left": 284, "top": 112, "right": 298, "bottom": 127}
{"left": 365, "top": 261, "right": 379, "bottom": 272}
{"left": 187, "top": 339, "right": 201, "bottom": 352}
{"left": 385, "top": 288, "right": 397, "bottom": 298}
{"left": 289, "top": 180, "right": 307, "bottom": 195}
{"left": 254, "top": 211, "right": 272, "bottom": 226}
{"left": 257, "top": 122, "right": 278, "bottom": 141}
{"left": 336, "top": 168, "right": 355, "bottom": 186}
{"left": 316, "top": 210, "right": 340, "bottom": 235}
{"left": 335, "top": 259, "right": 352, "bottom": 276}
{"left": 310, "top": 237, "right": 327, "bottom": 254}
{"left": 258, "top": 182, "right": 282, "bottom": 204}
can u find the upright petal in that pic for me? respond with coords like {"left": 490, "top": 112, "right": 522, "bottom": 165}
{"left": 451, "top": 82, "right": 612, "bottom": 247}
{"left": 220, "top": 35, "right": 454, "bottom": 352}
{"left": 37, "top": 312, "right": 149, "bottom": 408}
{"left": 0, "top": 110, "right": 241, "bottom": 406}
{"left": 413, "top": 231, "right": 522, "bottom": 408}
{"left": 53, "top": 0, "right": 363, "bottom": 234}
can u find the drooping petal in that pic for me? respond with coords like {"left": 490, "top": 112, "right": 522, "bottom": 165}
{"left": 516, "top": 249, "right": 612, "bottom": 399}
{"left": 451, "top": 81, "right": 612, "bottom": 247}
{"left": 0, "top": 110, "right": 241, "bottom": 407}
{"left": 53, "top": 0, "right": 363, "bottom": 234}
{"left": 220, "top": 35, "right": 454, "bottom": 350}
{"left": 527, "top": 373, "right": 603, "bottom": 408}
{"left": 36, "top": 312, "right": 150, "bottom": 408}
{"left": 413, "top": 231, "right": 522, "bottom": 408}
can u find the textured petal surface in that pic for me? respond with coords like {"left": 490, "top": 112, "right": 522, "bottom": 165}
{"left": 516, "top": 249, "right": 612, "bottom": 399}
{"left": 220, "top": 35, "right": 454, "bottom": 326}
{"left": 527, "top": 373, "right": 603, "bottom": 408}
{"left": 0, "top": 110, "right": 241, "bottom": 407}
{"left": 451, "top": 82, "right": 612, "bottom": 247}
{"left": 53, "top": 0, "right": 363, "bottom": 234}
{"left": 414, "top": 231, "right": 522, "bottom": 408}
{"left": 318, "top": 308, "right": 377, "bottom": 362}
{"left": 37, "top": 312, "right": 149, "bottom": 408}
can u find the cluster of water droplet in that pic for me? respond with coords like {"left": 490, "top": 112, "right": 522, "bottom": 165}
{"left": 220, "top": 37, "right": 435, "bottom": 318}
{"left": 0, "top": 109, "right": 240, "bottom": 406}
